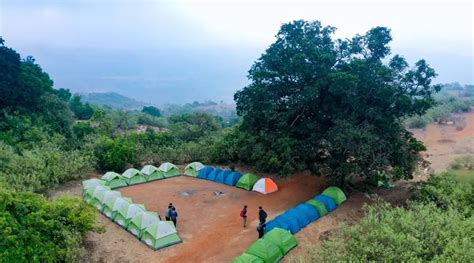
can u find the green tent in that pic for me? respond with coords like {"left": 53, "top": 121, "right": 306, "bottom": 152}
{"left": 103, "top": 197, "right": 132, "bottom": 219}
{"left": 90, "top": 189, "right": 122, "bottom": 211}
{"left": 82, "top": 178, "right": 106, "bottom": 190}
{"left": 92, "top": 190, "right": 121, "bottom": 211}
{"left": 141, "top": 221, "right": 182, "bottom": 250}
{"left": 158, "top": 162, "right": 180, "bottom": 178}
{"left": 141, "top": 165, "right": 165, "bottom": 181}
{"left": 89, "top": 186, "right": 111, "bottom": 207}
{"left": 127, "top": 211, "right": 160, "bottom": 238}
{"left": 305, "top": 199, "right": 328, "bottom": 216}
{"left": 236, "top": 173, "right": 259, "bottom": 190}
{"left": 262, "top": 228, "right": 297, "bottom": 254}
{"left": 184, "top": 162, "right": 205, "bottom": 177}
{"left": 245, "top": 239, "right": 283, "bottom": 263}
{"left": 114, "top": 203, "right": 146, "bottom": 228}
{"left": 322, "top": 186, "right": 347, "bottom": 205}
{"left": 84, "top": 185, "right": 110, "bottom": 203}
{"left": 122, "top": 168, "right": 147, "bottom": 185}
{"left": 232, "top": 253, "right": 265, "bottom": 263}
{"left": 102, "top": 171, "right": 128, "bottom": 189}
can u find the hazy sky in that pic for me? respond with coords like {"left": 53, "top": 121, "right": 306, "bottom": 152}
{"left": 1, "top": 0, "right": 473, "bottom": 104}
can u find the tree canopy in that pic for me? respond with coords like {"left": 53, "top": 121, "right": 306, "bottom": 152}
{"left": 235, "top": 20, "right": 441, "bottom": 186}
{"left": 142, "top": 105, "right": 161, "bottom": 117}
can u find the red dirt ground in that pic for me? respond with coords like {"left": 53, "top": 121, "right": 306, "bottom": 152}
{"left": 83, "top": 172, "right": 325, "bottom": 263}
{"left": 412, "top": 111, "right": 474, "bottom": 172}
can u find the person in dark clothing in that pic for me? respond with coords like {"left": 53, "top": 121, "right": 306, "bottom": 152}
{"left": 257, "top": 223, "right": 266, "bottom": 238}
{"left": 240, "top": 205, "right": 248, "bottom": 228}
{"left": 258, "top": 206, "right": 267, "bottom": 224}
{"left": 170, "top": 207, "right": 178, "bottom": 227}
{"left": 165, "top": 205, "right": 172, "bottom": 221}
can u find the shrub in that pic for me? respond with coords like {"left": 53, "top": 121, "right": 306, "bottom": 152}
{"left": 0, "top": 141, "right": 95, "bottom": 193}
{"left": 449, "top": 155, "right": 474, "bottom": 170}
{"left": 296, "top": 202, "right": 473, "bottom": 262}
{"left": 418, "top": 172, "right": 474, "bottom": 217}
{"left": 0, "top": 188, "right": 97, "bottom": 262}
{"left": 406, "top": 115, "right": 432, "bottom": 128}
{"left": 93, "top": 136, "right": 138, "bottom": 172}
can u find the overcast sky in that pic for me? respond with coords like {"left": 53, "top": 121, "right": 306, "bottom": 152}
{"left": 1, "top": 0, "right": 472, "bottom": 103}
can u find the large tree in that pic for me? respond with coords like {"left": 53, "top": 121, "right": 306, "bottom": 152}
{"left": 235, "top": 20, "right": 440, "bottom": 187}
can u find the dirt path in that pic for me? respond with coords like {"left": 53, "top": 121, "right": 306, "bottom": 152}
{"left": 285, "top": 112, "right": 474, "bottom": 261}
{"left": 412, "top": 111, "right": 474, "bottom": 172}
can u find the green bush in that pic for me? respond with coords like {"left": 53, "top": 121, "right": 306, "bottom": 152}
{"left": 0, "top": 141, "right": 95, "bottom": 193}
{"left": 406, "top": 115, "right": 432, "bottom": 128}
{"left": 298, "top": 202, "right": 473, "bottom": 262}
{"left": 168, "top": 112, "right": 222, "bottom": 142}
{"left": 0, "top": 188, "right": 97, "bottom": 262}
{"left": 449, "top": 155, "right": 474, "bottom": 171}
{"left": 93, "top": 135, "right": 138, "bottom": 172}
{"left": 418, "top": 172, "right": 474, "bottom": 217}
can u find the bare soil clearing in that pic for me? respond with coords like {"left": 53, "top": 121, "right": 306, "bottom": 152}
{"left": 82, "top": 172, "right": 324, "bottom": 263}
{"left": 412, "top": 111, "right": 474, "bottom": 172}
{"left": 48, "top": 112, "right": 474, "bottom": 263}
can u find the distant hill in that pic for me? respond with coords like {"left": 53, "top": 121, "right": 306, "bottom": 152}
{"left": 81, "top": 92, "right": 147, "bottom": 110}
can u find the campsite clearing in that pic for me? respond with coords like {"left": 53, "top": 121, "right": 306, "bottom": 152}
{"left": 84, "top": 172, "right": 322, "bottom": 262}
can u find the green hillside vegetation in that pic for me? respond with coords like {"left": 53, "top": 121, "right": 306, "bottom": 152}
{"left": 294, "top": 172, "right": 473, "bottom": 262}
{"left": 81, "top": 92, "right": 147, "bottom": 110}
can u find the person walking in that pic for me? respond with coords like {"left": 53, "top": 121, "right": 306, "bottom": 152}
{"left": 240, "top": 205, "right": 248, "bottom": 228}
{"left": 258, "top": 206, "right": 267, "bottom": 224}
{"left": 170, "top": 207, "right": 178, "bottom": 227}
{"left": 257, "top": 223, "right": 266, "bottom": 238}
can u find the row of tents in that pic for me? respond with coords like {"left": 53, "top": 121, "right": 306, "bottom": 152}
{"left": 190, "top": 165, "right": 278, "bottom": 194}
{"left": 264, "top": 186, "right": 346, "bottom": 235}
{"left": 82, "top": 179, "right": 181, "bottom": 250}
{"left": 232, "top": 186, "right": 347, "bottom": 263}
{"left": 232, "top": 228, "right": 297, "bottom": 263}
{"left": 101, "top": 162, "right": 180, "bottom": 189}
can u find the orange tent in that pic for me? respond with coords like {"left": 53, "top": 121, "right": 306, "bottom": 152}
{"left": 252, "top": 178, "right": 278, "bottom": 194}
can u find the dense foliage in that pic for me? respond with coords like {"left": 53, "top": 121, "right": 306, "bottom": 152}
{"left": 418, "top": 172, "right": 473, "bottom": 217}
{"left": 234, "top": 20, "right": 441, "bottom": 186}
{"left": 142, "top": 105, "right": 161, "bottom": 117}
{"left": 0, "top": 188, "right": 97, "bottom": 262}
{"left": 296, "top": 172, "right": 474, "bottom": 262}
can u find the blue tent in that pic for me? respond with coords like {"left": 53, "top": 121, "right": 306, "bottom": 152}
{"left": 265, "top": 218, "right": 290, "bottom": 234}
{"left": 284, "top": 208, "right": 309, "bottom": 228}
{"left": 315, "top": 195, "right": 337, "bottom": 212}
{"left": 215, "top": 170, "right": 232, "bottom": 184}
{"left": 207, "top": 168, "right": 222, "bottom": 182}
{"left": 197, "top": 166, "right": 214, "bottom": 180}
{"left": 224, "top": 172, "right": 242, "bottom": 186}
{"left": 294, "top": 203, "right": 319, "bottom": 223}
{"left": 275, "top": 214, "right": 301, "bottom": 234}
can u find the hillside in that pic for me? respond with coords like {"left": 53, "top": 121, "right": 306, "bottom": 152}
{"left": 81, "top": 92, "right": 147, "bottom": 110}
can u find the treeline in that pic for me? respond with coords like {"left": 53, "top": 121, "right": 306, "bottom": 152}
{"left": 0, "top": 37, "right": 229, "bottom": 260}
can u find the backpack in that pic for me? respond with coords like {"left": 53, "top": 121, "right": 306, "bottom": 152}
{"left": 240, "top": 210, "right": 245, "bottom": 217}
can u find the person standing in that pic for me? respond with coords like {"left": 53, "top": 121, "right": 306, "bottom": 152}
{"left": 170, "top": 207, "right": 178, "bottom": 227}
{"left": 165, "top": 204, "right": 173, "bottom": 221}
{"left": 240, "top": 205, "right": 248, "bottom": 228}
{"left": 257, "top": 223, "right": 266, "bottom": 238}
{"left": 258, "top": 206, "right": 267, "bottom": 224}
